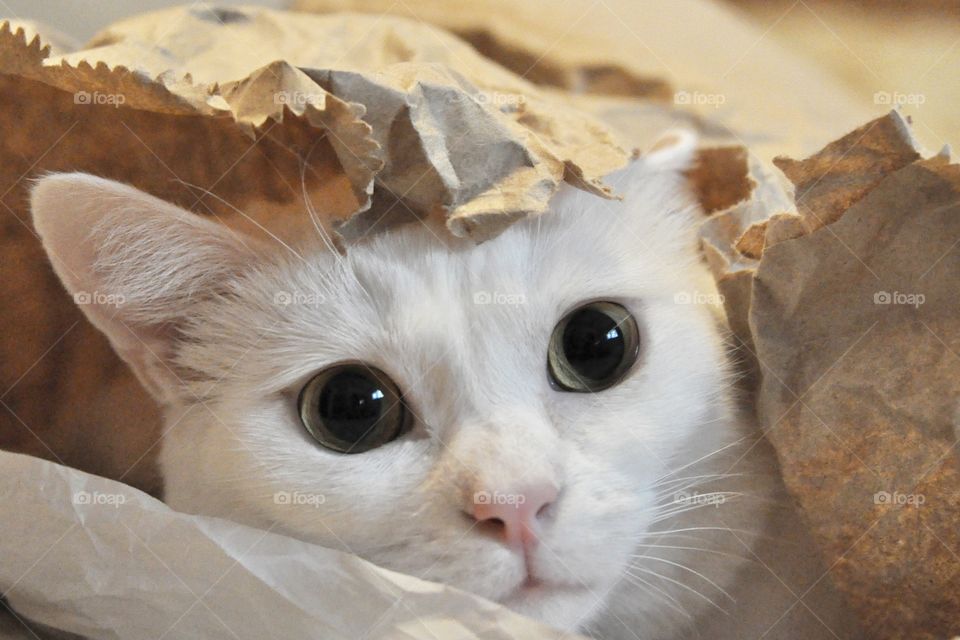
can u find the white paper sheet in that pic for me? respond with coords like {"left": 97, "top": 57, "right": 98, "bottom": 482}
{"left": 0, "top": 451, "right": 579, "bottom": 639}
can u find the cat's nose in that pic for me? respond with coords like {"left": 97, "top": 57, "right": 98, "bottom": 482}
{"left": 469, "top": 483, "right": 559, "bottom": 549}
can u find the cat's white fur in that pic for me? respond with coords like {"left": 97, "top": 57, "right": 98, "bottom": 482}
{"left": 31, "top": 137, "right": 852, "bottom": 639}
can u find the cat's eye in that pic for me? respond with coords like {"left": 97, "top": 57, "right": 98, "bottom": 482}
{"left": 298, "top": 364, "right": 407, "bottom": 453}
{"left": 547, "top": 301, "right": 640, "bottom": 392}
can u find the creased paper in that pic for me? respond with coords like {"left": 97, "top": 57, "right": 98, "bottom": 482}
{"left": 294, "top": 0, "right": 875, "bottom": 164}
{"left": 0, "top": 451, "right": 580, "bottom": 640}
{"left": 747, "top": 112, "right": 960, "bottom": 640}
{"left": 0, "top": 5, "right": 629, "bottom": 242}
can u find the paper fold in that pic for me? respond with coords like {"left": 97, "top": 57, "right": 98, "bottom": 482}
{"left": 0, "top": 451, "right": 578, "bottom": 640}
{"left": 0, "top": 5, "right": 630, "bottom": 241}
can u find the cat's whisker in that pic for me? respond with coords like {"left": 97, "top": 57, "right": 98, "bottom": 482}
{"left": 652, "top": 472, "right": 746, "bottom": 487}
{"left": 630, "top": 556, "right": 736, "bottom": 602}
{"left": 631, "top": 527, "right": 789, "bottom": 547}
{"left": 632, "top": 526, "right": 760, "bottom": 540}
{"left": 298, "top": 149, "right": 343, "bottom": 261}
{"left": 619, "top": 573, "right": 693, "bottom": 620}
{"left": 650, "top": 492, "right": 746, "bottom": 522}
{"left": 651, "top": 473, "right": 747, "bottom": 499}
{"left": 653, "top": 488, "right": 746, "bottom": 505}
{"left": 652, "top": 437, "right": 749, "bottom": 484}
{"left": 630, "top": 544, "right": 754, "bottom": 563}
{"left": 625, "top": 567, "right": 729, "bottom": 615}
{"left": 173, "top": 178, "right": 306, "bottom": 262}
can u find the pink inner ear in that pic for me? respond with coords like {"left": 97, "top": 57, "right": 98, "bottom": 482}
{"left": 642, "top": 130, "right": 698, "bottom": 172}
{"left": 32, "top": 180, "right": 110, "bottom": 303}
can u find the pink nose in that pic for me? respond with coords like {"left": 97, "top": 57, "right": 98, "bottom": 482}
{"left": 470, "top": 484, "right": 559, "bottom": 549}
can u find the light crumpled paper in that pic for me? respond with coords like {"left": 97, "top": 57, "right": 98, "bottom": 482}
{"left": 0, "top": 450, "right": 579, "bottom": 640}
{"left": 1, "top": 5, "right": 629, "bottom": 242}
{"left": 293, "top": 0, "right": 873, "bottom": 164}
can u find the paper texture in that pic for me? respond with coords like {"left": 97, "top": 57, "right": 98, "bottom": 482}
{"left": 748, "top": 113, "right": 960, "bottom": 640}
{"left": 293, "top": 0, "right": 874, "bottom": 163}
{"left": 0, "top": 450, "right": 579, "bottom": 640}
{"left": 1, "top": 5, "right": 630, "bottom": 242}
{"left": 696, "top": 110, "right": 960, "bottom": 639}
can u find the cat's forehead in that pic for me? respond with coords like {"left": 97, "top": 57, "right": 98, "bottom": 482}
{"left": 341, "top": 194, "right": 691, "bottom": 305}
{"left": 193, "top": 180, "right": 701, "bottom": 395}
{"left": 256, "top": 191, "right": 696, "bottom": 345}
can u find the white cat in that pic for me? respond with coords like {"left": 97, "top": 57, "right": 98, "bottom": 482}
{"left": 31, "top": 135, "right": 852, "bottom": 639}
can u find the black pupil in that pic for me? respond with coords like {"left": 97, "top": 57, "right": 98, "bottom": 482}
{"left": 318, "top": 370, "right": 386, "bottom": 444}
{"left": 562, "top": 308, "right": 626, "bottom": 381}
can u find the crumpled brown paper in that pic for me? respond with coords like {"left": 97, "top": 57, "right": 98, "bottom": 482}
{"left": 0, "top": 450, "right": 578, "bottom": 640}
{"left": 294, "top": 0, "right": 874, "bottom": 164}
{"left": 703, "top": 110, "right": 960, "bottom": 640}
{"left": 1, "top": 5, "right": 630, "bottom": 242}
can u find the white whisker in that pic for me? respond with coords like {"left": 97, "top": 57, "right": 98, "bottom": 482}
{"left": 631, "top": 544, "right": 753, "bottom": 564}
{"left": 620, "top": 573, "right": 693, "bottom": 620}
{"left": 626, "top": 567, "right": 729, "bottom": 615}
{"left": 631, "top": 555, "right": 735, "bottom": 602}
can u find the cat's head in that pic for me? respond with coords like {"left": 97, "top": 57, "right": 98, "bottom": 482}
{"left": 32, "top": 134, "right": 739, "bottom": 632}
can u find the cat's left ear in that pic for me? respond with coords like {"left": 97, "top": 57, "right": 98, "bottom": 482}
{"left": 31, "top": 173, "right": 264, "bottom": 404}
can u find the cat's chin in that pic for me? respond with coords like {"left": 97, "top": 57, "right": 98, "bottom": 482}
{"left": 498, "top": 579, "right": 603, "bottom": 632}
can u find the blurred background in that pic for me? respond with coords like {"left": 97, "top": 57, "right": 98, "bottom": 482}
{"left": 731, "top": 0, "right": 958, "bottom": 153}
{"left": 3, "top": 0, "right": 957, "bottom": 152}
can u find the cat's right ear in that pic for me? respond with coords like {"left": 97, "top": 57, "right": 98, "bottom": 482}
{"left": 31, "top": 173, "right": 264, "bottom": 404}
